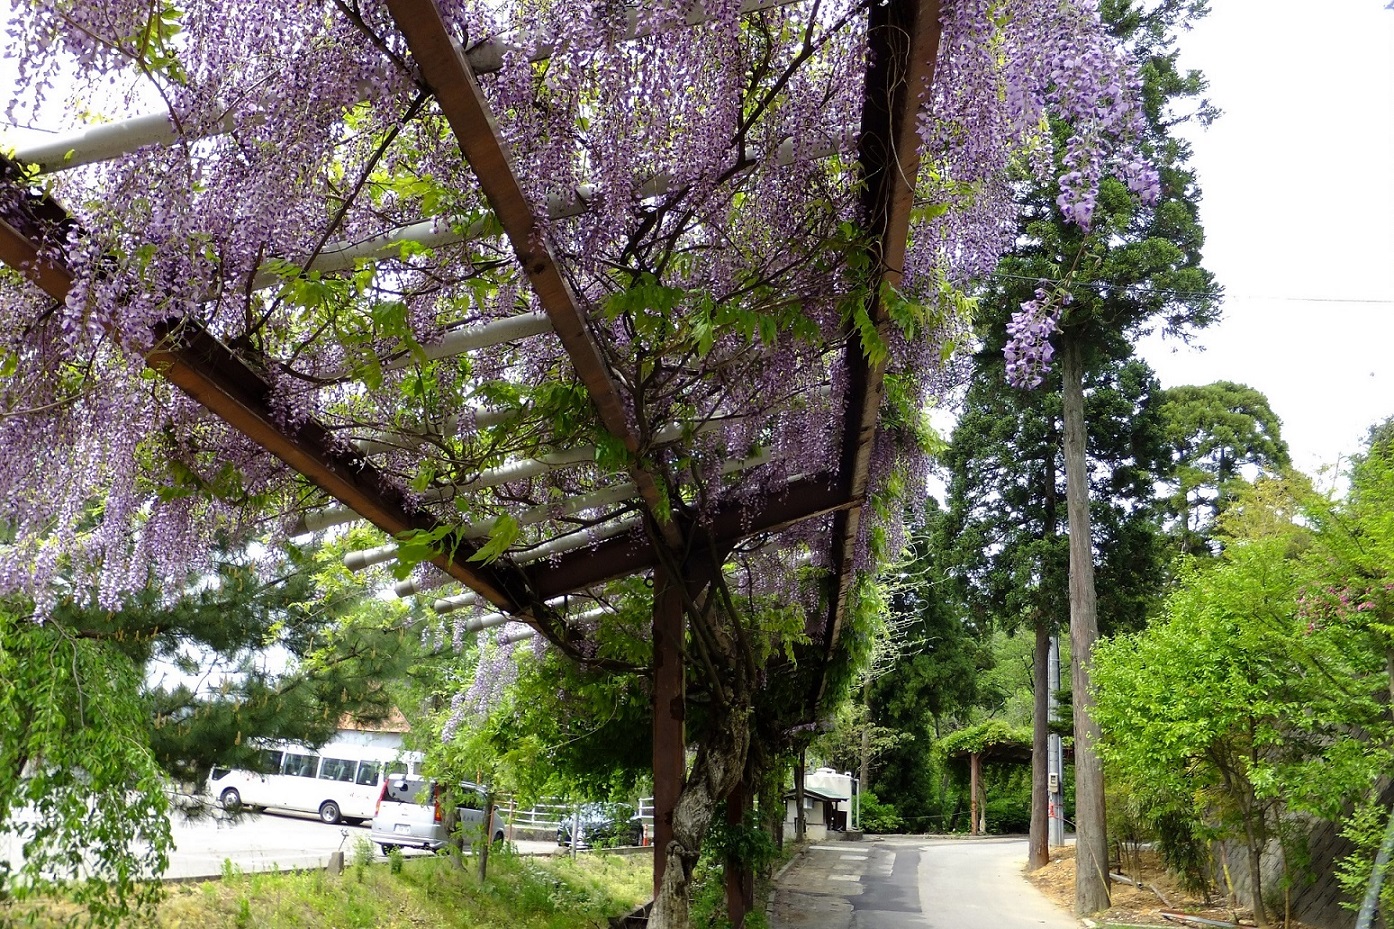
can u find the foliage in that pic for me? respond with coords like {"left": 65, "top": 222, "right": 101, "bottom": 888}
{"left": 1156, "top": 381, "right": 1291, "bottom": 556}
{"left": 1093, "top": 521, "right": 1390, "bottom": 922}
{"left": 936, "top": 720, "right": 1033, "bottom": 758}
{"left": 857, "top": 789, "right": 904, "bottom": 835}
{"left": 0, "top": 610, "right": 172, "bottom": 928}
{"left": 19, "top": 538, "right": 415, "bottom": 786}
{"left": 11, "top": 847, "right": 651, "bottom": 929}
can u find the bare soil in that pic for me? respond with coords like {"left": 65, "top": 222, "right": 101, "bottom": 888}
{"left": 1024, "top": 845, "right": 1317, "bottom": 929}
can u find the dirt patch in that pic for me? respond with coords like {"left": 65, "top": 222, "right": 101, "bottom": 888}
{"left": 1024, "top": 845, "right": 1317, "bottom": 928}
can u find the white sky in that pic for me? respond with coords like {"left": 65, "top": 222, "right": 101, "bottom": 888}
{"left": 1137, "top": 0, "right": 1394, "bottom": 477}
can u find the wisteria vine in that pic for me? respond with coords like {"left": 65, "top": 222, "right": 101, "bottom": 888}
{"left": 0, "top": 1, "right": 1153, "bottom": 705}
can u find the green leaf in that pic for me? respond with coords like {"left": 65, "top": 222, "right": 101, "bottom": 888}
{"left": 469, "top": 514, "right": 520, "bottom": 564}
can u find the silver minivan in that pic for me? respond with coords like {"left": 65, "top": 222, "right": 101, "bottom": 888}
{"left": 369, "top": 776, "right": 506, "bottom": 853}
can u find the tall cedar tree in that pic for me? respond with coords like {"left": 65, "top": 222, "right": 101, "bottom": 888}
{"left": 1156, "top": 381, "right": 1291, "bottom": 556}
{"left": 974, "top": 0, "right": 1218, "bottom": 903}
{"left": 945, "top": 335, "right": 1171, "bottom": 866}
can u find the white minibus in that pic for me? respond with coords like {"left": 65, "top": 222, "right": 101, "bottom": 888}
{"left": 207, "top": 741, "right": 423, "bottom": 824}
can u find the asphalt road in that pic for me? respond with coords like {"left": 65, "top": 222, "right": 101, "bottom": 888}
{"left": 165, "top": 809, "right": 561, "bottom": 879}
{"left": 771, "top": 836, "right": 1078, "bottom": 929}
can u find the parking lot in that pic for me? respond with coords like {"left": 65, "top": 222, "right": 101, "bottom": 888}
{"left": 165, "top": 809, "right": 562, "bottom": 879}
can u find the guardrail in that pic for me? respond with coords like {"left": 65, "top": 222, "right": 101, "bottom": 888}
{"left": 496, "top": 796, "right": 657, "bottom": 843}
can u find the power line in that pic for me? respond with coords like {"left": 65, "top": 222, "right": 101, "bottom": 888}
{"left": 988, "top": 270, "right": 1393, "bottom": 305}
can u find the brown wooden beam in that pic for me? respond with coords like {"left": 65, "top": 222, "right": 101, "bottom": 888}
{"left": 528, "top": 473, "right": 851, "bottom": 599}
{"left": 0, "top": 166, "right": 538, "bottom": 615}
{"left": 384, "top": 0, "right": 684, "bottom": 550}
{"left": 815, "top": 0, "right": 942, "bottom": 707}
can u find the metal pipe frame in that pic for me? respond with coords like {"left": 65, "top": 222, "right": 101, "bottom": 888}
{"left": 11, "top": 0, "right": 801, "bottom": 173}
{"left": 387, "top": 0, "right": 684, "bottom": 549}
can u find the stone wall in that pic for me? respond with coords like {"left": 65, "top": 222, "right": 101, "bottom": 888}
{"left": 1216, "top": 816, "right": 1366, "bottom": 929}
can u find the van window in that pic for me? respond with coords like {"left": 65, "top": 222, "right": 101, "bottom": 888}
{"left": 385, "top": 760, "right": 409, "bottom": 778}
{"left": 284, "top": 752, "right": 319, "bottom": 778}
{"left": 319, "top": 758, "right": 355, "bottom": 782}
{"left": 382, "top": 777, "right": 431, "bottom": 805}
{"left": 261, "top": 749, "right": 284, "bottom": 773}
{"left": 354, "top": 762, "right": 380, "bottom": 787}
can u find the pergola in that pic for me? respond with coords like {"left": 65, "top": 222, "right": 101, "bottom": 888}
{"left": 0, "top": 0, "right": 942, "bottom": 917}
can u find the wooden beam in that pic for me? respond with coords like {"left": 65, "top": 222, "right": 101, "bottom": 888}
{"left": 384, "top": 0, "right": 684, "bottom": 550}
{"left": 0, "top": 165, "right": 538, "bottom": 615}
{"left": 527, "top": 473, "right": 851, "bottom": 599}
{"left": 815, "top": 0, "right": 942, "bottom": 707}
{"left": 145, "top": 323, "right": 537, "bottom": 611}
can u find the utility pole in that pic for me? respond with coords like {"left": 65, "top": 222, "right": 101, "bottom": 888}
{"left": 1047, "top": 634, "right": 1065, "bottom": 847}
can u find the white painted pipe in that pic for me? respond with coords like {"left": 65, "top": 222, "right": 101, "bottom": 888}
{"left": 12, "top": 0, "right": 801, "bottom": 174}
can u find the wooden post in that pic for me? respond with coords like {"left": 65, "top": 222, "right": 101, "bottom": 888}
{"left": 969, "top": 752, "right": 981, "bottom": 836}
{"left": 652, "top": 559, "right": 686, "bottom": 898}
{"left": 724, "top": 778, "right": 754, "bottom": 929}
{"left": 794, "top": 749, "right": 807, "bottom": 841}
{"left": 477, "top": 789, "right": 494, "bottom": 881}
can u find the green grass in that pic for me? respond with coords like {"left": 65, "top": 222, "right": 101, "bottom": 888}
{"left": 8, "top": 848, "right": 650, "bottom": 929}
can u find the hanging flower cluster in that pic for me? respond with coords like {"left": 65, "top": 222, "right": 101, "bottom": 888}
{"left": 1004, "top": 287, "right": 1068, "bottom": 389}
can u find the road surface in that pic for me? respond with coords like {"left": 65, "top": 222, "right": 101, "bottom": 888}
{"left": 771, "top": 836, "right": 1077, "bottom": 929}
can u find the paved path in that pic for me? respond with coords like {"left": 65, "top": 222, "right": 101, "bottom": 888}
{"left": 771, "top": 836, "right": 1078, "bottom": 929}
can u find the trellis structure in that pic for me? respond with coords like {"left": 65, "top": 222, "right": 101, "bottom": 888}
{"left": 0, "top": 0, "right": 1151, "bottom": 922}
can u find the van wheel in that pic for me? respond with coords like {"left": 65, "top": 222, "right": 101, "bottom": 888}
{"left": 378, "top": 844, "right": 398, "bottom": 854}
{"left": 319, "top": 800, "right": 342, "bottom": 824}
{"left": 219, "top": 788, "right": 242, "bottom": 812}
{"left": 493, "top": 831, "right": 505, "bottom": 845}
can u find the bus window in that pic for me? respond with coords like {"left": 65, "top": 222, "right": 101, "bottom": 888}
{"left": 284, "top": 752, "right": 318, "bottom": 778}
{"left": 354, "top": 762, "right": 380, "bottom": 787}
{"left": 319, "top": 758, "right": 354, "bottom": 782}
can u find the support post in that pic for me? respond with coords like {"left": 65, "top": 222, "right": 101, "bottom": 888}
{"left": 477, "top": 789, "right": 494, "bottom": 881}
{"left": 724, "top": 777, "right": 754, "bottom": 929}
{"left": 1030, "top": 619, "right": 1050, "bottom": 869}
{"left": 969, "top": 752, "right": 981, "bottom": 836}
{"left": 652, "top": 559, "right": 686, "bottom": 898}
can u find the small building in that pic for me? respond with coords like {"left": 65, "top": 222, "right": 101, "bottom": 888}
{"left": 784, "top": 767, "right": 856, "bottom": 841}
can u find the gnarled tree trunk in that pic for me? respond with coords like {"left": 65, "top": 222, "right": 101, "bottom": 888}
{"left": 650, "top": 701, "right": 752, "bottom": 929}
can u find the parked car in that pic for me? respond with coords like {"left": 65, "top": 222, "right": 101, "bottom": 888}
{"left": 369, "top": 776, "right": 506, "bottom": 854}
{"left": 556, "top": 802, "right": 644, "bottom": 849}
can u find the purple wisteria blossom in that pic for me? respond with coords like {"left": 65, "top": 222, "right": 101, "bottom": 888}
{"left": 1004, "top": 287, "right": 1068, "bottom": 390}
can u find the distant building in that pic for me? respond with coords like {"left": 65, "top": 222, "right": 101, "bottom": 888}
{"left": 333, "top": 709, "right": 410, "bottom": 752}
